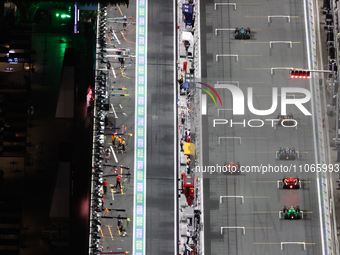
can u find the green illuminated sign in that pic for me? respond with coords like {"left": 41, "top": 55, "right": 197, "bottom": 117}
{"left": 56, "top": 13, "right": 71, "bottom": 18}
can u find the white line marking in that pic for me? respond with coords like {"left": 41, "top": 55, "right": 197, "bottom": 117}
{"left": 173, "top": 0, "right": 177, "bottom": 253}
{"left": 268, "top": 15, "right": 291, "bottom": 23}
{"left": 269, "top": 41, "right": 292, "bottom": 48}
{"left": 197, "top": 0, "right": 204, "bottom": 253}
{"left": 220, "top": 196, "right": 244, "bottom": 203}
{"left": 281, "top": 242, "right": 306, "bottom": 251}
{"left": 303, "top": 0, "right": 325, "bottom": 253}
{"left": 216, "top": 54, "right": 238, "bottom": 62}
{"left": 110, "top": 146, "right": 118, "bottom": 163}
{"left": 218, "top": 137, "right": 241, "bottom": 145}
{"left": 112, "top": 30, "right": 121, "bottom": 44}
{"left": 270, "top": 67, "right": 293, "bottom": 75}
{"left": 215, "top": 3, "right": 236, "bottom": 10}
{"left": 215, "top": 28, "right": 234, "bottom": 35}
{"left": 216, "top": 81, "right": 239, "bottom": 87}
{"left": 221, "top": 226, "right": 245, "bottom": 235}
{"left": 112, "top": 106, "right": 118, "bottom": 118}
{"left": 201, "top": 94, "right": 207, "bottom": 115}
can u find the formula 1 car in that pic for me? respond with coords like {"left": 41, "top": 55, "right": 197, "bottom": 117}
{"left": 277, "top": 113, "right": 295, "bottom": 126}
{"left": 282, "top": 177, "right": 301, "bottom": 189}
{"left": 234, "top": 27, "right": 251, "bottom": 39}
{"left": 283, "top": 205, "right": 302, "bottom": 219}
{"left": 278, "top": 147, "right": 296, "bottom": 160}
{"left": 224, "top": 162, "right": 240, "bottom": 174}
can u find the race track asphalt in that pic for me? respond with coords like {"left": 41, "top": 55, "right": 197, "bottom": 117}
{"left": 146, "top": 0, "right": 175, "bottom": 254}
{"left": 200, "top": 0, "right": 323, "bottom": 254}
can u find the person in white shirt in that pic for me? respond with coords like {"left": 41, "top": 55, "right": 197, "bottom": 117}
{"left": 186, "top": 230, "right": 191, "bottom": 244}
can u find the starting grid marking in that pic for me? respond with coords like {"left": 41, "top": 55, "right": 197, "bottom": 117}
{"left": 134, "top": 0, "right": 147, "bottom": 255}
{"left": 252, "top": 211, "right": 313, "bottom": 213}
{"left": 254, "top": 242, "right": 315, "bottom": 245}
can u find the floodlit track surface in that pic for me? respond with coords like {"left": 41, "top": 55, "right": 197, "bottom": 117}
{"left": 146, "top": 0, "right": 175, "bottom": 254}
{"left": 200, "top": 0, "right": 323, "bottom": 254}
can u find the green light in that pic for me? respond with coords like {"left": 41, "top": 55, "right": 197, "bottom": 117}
{"left": 61, "top": 14, "right": 71, "bottom": 19}
{"left": 56, "top": 13, "right": 59, "bottom": 17}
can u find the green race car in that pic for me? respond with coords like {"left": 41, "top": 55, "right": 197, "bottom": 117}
{"left": 234, "top": 27, "right": 251, "bottom": 39}
{"left": 283, "top": 206, "right": 302, "bottom": 219}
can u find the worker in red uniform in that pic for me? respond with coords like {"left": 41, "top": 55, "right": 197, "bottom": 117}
{"left": 103, "top": 179, "right": 108, "bottom": 194}
{"left": 115, "top": 175, "right": 121, "bottom": 189}
{"left": 183, "top": 61, "right": 187, "bottom": 73}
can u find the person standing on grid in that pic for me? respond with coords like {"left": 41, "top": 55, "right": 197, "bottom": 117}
{"left": 103, "top": 179, "right": 108, "bottom": 194}
{"left": 186, "top": 230, "right": 191, "bottom": 244}
{"left": 123, "top": 16, "right": 127, "bottom": 31}
{"left": 181, "top": 111, "right": 185, "bottom": 124}
{"left": 122, "top": 138, "right": 126, "bottom": 152}
{"left": 115, "top": 175, "right": 121, "bottom": 189}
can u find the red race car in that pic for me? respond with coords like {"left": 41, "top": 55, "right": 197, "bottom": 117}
{"left": 224, "top": 162, "right": 240, "bottom": 174}
{"left": 282, "top": 177, "right": 301, "bottom": 189}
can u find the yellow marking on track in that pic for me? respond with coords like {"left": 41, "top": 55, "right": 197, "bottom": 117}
{"left": 101, "top": 229, "right": 104, "bottom": 237}
{"left": 252, "top": 211, "right": 280, "bottom": 213}
{"left": 108, "top": 226, "right": 114, "bottom": 240}
{"left": 237, "top": 3, "right": 261, "bottom": 6}
{"left": 242, "top": 137, "right": 267, "bottom": 139}
{"left": 245, "top": 68, "right": 271, "bottom": 70}
{"left": 117, "top": 4, "right": 124, "bottom": 16}
{"left": 254, "top": 242, "right": 315, "bottom": 245}
{"left": 245, "top": 227, "right": 272, "bottom": 229}
{"left": 249, "top": 151, "right": 309, "bottom": 153}
{"left": 244, "top": 41, "right": 300, "bottom": 44}
{"left": 121, "top": 68, "right": 131, "bottom": 79}
{"left": 252, "top": 180, "right": 311, "bottom": 183}
{"left": 250, "top": 181, "right": 278, "bottom": 183}
{"left": 249, "top": 151, "right": 275, "bottom": 153}
{"left": 254, "top": 94, "right": 305, "bottom": 97}
{"left": 243, "top": 196, "right": 270, "bottom": 198}
{"left": 239, "top": 55, "right": 263, "bottom": 57}
{"left": 254, "top": 243, "right": 281, "bottom": 244}
{"left": 244, "top": 15, "right": 299, "bottom": 18}
{"left": 245, "top": 67, "right": 303, "bottom": 70}
{"left": 235, "top": 29, "right": 262, "bottom": 31}
{"left": 239, "top": 82, "right": 264, "bottom": 83}
{"left": 120, "top": 184, "right": 124, "bottom": 195}
{"left": 252, "top": 211, "right": 313, "bottom": 213}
